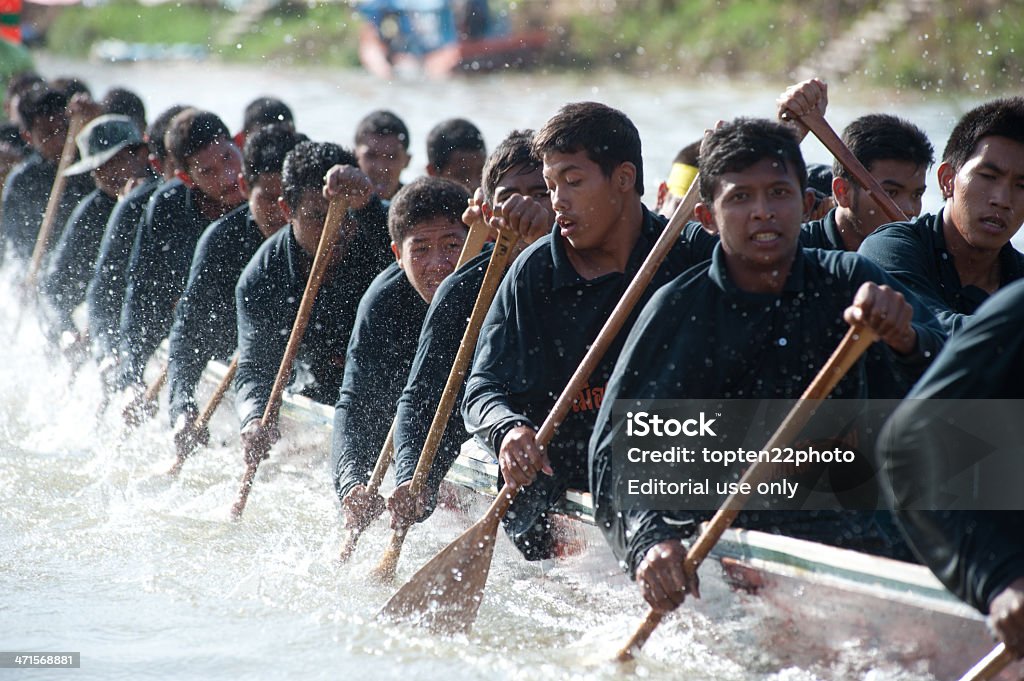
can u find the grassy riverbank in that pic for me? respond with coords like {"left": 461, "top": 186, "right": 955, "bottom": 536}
{"left": 41, "top": 0, "right": 1022, "bottom": 94}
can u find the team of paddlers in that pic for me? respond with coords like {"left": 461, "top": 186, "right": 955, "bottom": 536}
{"left": 2, "top": 69, "right": 1023, "bottom": 667}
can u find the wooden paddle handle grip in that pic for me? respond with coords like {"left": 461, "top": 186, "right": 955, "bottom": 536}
{"left": 797, "top": 111, "right": 908, "bottom": 224}
{"left": 957, "top": 643, "right": 1014, "bottom": 681}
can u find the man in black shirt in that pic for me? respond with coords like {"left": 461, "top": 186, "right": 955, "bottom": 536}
{"left": 86, "top": 104, "right": 185, "bottom": 371}
{"left": 858, "top": 96, "right": 1024, "bottom": 334}
{"left": 41, "top": 115, "right": 153, "bottom": 355}
{"left": 461, "top": 102, "right": 718, "bottom": 560}
{"left": 776, "top": 78, "right": 934, "bottom": 252}
{"left": 331, "top": 177, "right": 469, "bottom": 522}
{"left": 235, "top": 141, "right": 391, "bottom": 465}
{"left": 385, "top": 129, "right": 553, "bottom": 530}
{"left": 879, "top": 280, "right": 1024, "bottom": 661}
{"left": 167, "top": 124, "right": 304, "bottom": 456}
{"left": 1, "top": 86, "right": 94, "bottom": 267}
{"left": 425, "top": 118, "right": 486, "bottom": 193}
{"left": 354, "top": 110, "right": 411, "bottom": 202}
{"left": 117, "top": 109, "right": 245, "bottom": 395}
{"left": 589, "top": 118, "right": 945, "bottom": 614}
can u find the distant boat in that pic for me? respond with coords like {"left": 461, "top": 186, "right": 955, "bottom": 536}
{"left": 356, "top": 0, "right": 547, "bottom": 79}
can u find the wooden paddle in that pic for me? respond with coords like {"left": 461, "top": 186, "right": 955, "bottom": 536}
{"left": 337, "top": 214, "right": 492, "bottom": 563}
{"left": 122, "top": 363, "right": 168, "bottom": 429}
{"left": 957, "top": 643, "right": 1014, "bottom": 681}
{"left": 791, "top": 110, "right": 908, "bottom": 224}
{"left": 377, "top": 177, "right": 702, "bottom": 633}
{"left": 614, "top": 323, "right": 878, "bottom": 661}
{"left": 370, "top": 225, "right": 517, "bottom": 581}
{"left": 166, "top": 355, "right": 239, "bottom": 477}
{"left": 230, "top": 195, "right": 348, "bottom": 519}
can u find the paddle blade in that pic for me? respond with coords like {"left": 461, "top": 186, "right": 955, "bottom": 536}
{"left": 377, "top": 514, "right": 500, "bottom": 634}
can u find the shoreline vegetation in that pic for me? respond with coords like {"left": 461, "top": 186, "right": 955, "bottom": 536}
{"left": 33, "top": 0, "right": 1024, "bottom": 96}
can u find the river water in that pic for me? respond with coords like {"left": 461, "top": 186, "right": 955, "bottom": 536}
{"left": 0, "top": 54, "right": 1012, "bottom": 680}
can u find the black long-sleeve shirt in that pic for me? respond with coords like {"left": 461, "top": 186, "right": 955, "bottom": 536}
{"left": 392, "top": 245, "right": 494, "bottom": 503}
{"left": 589, "top": 246, "right": 946, "bottom": 576}
{"left": 119, "top": 182, "right": 235, "bottom": 387}
{"left": 234, "top": 200, "right": 391, "bottom": 429}
{"left": 462, "top": 208, "right": 718, "bottom": 532}
{"left": 881, "top": 279, "right": 1024, "bottom": 614}
{"left": 41, "top": 188, "right": 116, "bottom": 338}
{"left": 857, "top": 209, "right": 1024, "bottom": 335}
{"left": 0, "top": 153, "right": 94, "bottom": 266}
{"left": 331, "top": 261, "right": 429, "bottom": 502}
{"left": 86, "top": 177, "right": 162, "bottom": 360}
{"left": 167, "top": 203, "right": 264, "bottom": 425}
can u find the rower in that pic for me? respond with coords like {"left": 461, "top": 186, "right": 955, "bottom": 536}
{"left": 880, "top": 279, "right": 1024, "bottom": 661}
{"left": 424, "top": 117, "right": 486, "bottom": 193}
{"left": 857, "top": 96, "right": 1024, "bottom": 334}
{"left": 653, "top": 138, "right": 699, "bottom": 219}
{"left": 1, "top": 85, "right": 94, "bottom": 267}
{"left": 233, "top": 96, "right": 295, "bottom": 150}
{"left": 332, "top": 176, "right": 470, "bottom": 526}
{"left": 385, "top": 129, "right": 554, "bottom": 529}
{"left": 117, "top": 109, "right": 246, "bottom": 396}
{"left": 777, "top": 78, "right": 934, "bottom": 252}
{"left": 85, "top": 105, "right": 185, "bottom": 376}
{"left": 234, "top": 141, "right": 391, "bottom": 466}
{"left": 40, "top": 114, "right": 154, "bottom": 358}
{"left": 354, "top": 109, "right": 411, "bottom": 202}
{"left": 460, "top": 102, "right": 718, "bottom": 561}
{"left": 167, "top": 124, "right": 305, "bottom": 457}
{"left": 589, "top": 118, "right": 945, "bottom": 613}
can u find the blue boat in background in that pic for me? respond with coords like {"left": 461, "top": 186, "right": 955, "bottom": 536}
{"left": 356, "top": 0, "right": 547, "bottom": 79}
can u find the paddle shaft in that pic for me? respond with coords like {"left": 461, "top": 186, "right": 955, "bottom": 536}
{"left": 196, "top": 355, "right": 238, "bottom": 431}
{"left": 795, "top": 111, "right": 908, "bottom": 224}
{"left": 616, "top": 324, "right": 879, "bottom": 661}
{"left": 232, "top": 196, "right": 348, "bottom": 518}
{"left": 339, "top": 217, "right": 492, "bottom": 563}
{"left": 957, "top": 643, "right": 1014, "bottom": 681}
{"left": 25, "top": 114, "right": 84, "bottom": 291}
{"left": 372, "top": 226, "right": 517, "bottom": 578}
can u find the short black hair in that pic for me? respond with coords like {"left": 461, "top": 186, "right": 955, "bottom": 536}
{"left": 102, "top": 87, "right": 147, "bottom": 133}
{"left": 165, "top": 109, "right": 232, "bottom": 168}
{"left": 243, "top": 124, "right": 307, "bottom": 186}
{"left": 146, "top": 104, "right": 187, "bottom": 162}
{"left": 834, "top": 114, "right": 933, "bottom": 182}
{"left": 942, "top": 96, "right": 1024, "bottom": 172}
{"left": 698, "top": 117, "right": 806, "bottom": 203}
{"left": 388, "top": 176, "right": 470, "bottom": 244}
{"left": 673, "top": 139, "right": 701, "bottom": 167}
{"left": 426, "top": 118, "right": 485, "bottom": 172}
{"left": 355, "top": 109, "right": 410, "bottom": 150}
{"left": 532, "top": 101, "right": 644, "bottom": 195}
{"left": 17, "top": 86, "right": 68, "bottom": 130}
{"left": 281, "top": 140, "right": 356, "bottom": 210}
{"left": 242, "top": 96, "right": 294, "bottom": 134}
{"left": 481, "top": 129, "right": 539, "bottom": 205}
{"left": 50, "top": 76, "right": 91, "bottom": 100}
